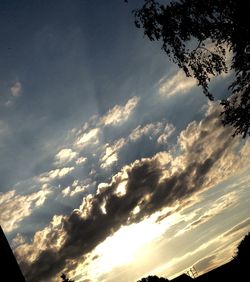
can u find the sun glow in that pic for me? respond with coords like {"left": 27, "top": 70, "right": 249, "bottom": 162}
{"left": 85, "top": 210, "right": 179, "bottom": 279}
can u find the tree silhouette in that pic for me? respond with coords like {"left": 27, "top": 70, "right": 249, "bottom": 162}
{"left": 60, "top": 273, "right": 74, "bottom": 282}
{"left": 131, "top": 0, "right": 250, "bottom": 138}
{"left": 235, "top": 232, "right": 250, "bottom": 268}
{"left": 137, "top": 275, "right": 169, "bottom": 282}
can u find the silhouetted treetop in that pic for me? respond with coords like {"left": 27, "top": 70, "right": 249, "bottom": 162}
{"left": 132, "top": 0, "right": 250, "bottom": 138}
{"left": 137, "top": 275, "right": 169, "bottom": 281}
{"left": 235, "top": 232, "right": 250, "bottom": 266}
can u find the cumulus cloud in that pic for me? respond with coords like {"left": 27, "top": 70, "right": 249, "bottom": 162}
{"left": 55, "top": 149, "right": 77, "bottom": 165}
{"left": 19, "top": 104, "right": 246, "bottom": 281}
{"left": 71, "top": 101, "right": 139, "bottom": 152}
{"left": 99, "top": 121, "right": 175, "bottom": 170}
{"left": 158, "top": 70, "right": 196, "bottom": 97}
{"left": 37, "top": 167, "right": 75, "bottom": 183}
{"left": 0, "top": 188, "right": 51, "bottom": 233}
{"left": 100, "top": 97, "right": 139, "bottom": 126}
{"left": 16, "top": 215, "right": 66, "bottom": 265}
{"left": 129, "top": 121, "right": 175, "bottom": 143}
{"left": 75, "top": 128, "right": 100, "bottom": 147}
{"left": 10, "top": 81, "right": 22, "bottom": 97}
{"left": 62, "top": 180, "right": 91, "bottom": 198}
{"left": 100, "top": 138, "right": 126, "bottom": 169}
{"left": 58, "top": 97, "right": 154, "bottom": 172}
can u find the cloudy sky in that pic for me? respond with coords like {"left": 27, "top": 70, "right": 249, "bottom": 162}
{"left": 0, "top": 1, "right": 249, "bottom": 282}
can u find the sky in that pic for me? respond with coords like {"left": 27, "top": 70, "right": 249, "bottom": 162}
{"left": 0, "top": 1, "right": 249, "bottom": 281}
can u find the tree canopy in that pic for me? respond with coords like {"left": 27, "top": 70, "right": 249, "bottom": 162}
{"left": 131, "top": 0, "right": 250, "bottom": 137}
{"left": 235, "top": 232, "right": 250, "bottom": 267}
{"left": 137, "top": 275, "right": 169, "bottom": 282}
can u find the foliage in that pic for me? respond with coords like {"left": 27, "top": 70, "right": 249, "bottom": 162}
{"left": 137, "top": 275, "right": 169, "bottom": 281}
{"left": 235, "top": 232, "right": 250, "bottom": 266}
{"left": 131, "top": 0, "right": 250, "bottom": 137}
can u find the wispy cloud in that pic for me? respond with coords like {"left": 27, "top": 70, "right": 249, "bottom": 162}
{"left": 158, "top": 70, "right": 196, "bottom": 97}
{"left": 75, "top": 156, "right": 87, "bottom": 165}
{"left": 223, "top": 218, "right": 250, "bottom": 238}
{"left": 75, "top": 128, "right": 100, "bottom": 147}
{"left": 194, "top": 254, "right": 217, "bottom": 274}
{"left": 129, "top": 121, "right": 175, "bottom": 143}
{"left": 177, "top": 191, "right": 239, "bottom": 236}
{"left": 37, "top": 167, "right": 75, "bottom": 183}
{"left": 100, "top": 138, "right": 126, "bottom": 169}
{"left": 100, "top": 97, "right": 139, "bottom": 126}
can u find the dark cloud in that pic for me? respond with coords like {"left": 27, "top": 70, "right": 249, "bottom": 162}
{"left": 20, "top": 107, "right": 239, "bottom": 281}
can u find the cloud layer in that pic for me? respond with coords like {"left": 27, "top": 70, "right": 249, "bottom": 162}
{"left": 15, "top": 103, "right": 249, "bottom": 281}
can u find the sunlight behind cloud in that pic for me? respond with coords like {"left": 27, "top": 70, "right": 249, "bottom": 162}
{"left": 85, "top": 211, "right": 179, "bottom": 280}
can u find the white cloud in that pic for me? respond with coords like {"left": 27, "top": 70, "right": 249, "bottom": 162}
{"left": 0, "top": 188, "right": 51, "bottom": 233}
{"left": 62, "top": 185, "right": 86, "bottom": 197}
{"left": 62, "top": 180, "right": 88, "bottom": 198}
{"left": 10, "top": 81, "right": 22, "bottom": 97}
{"left": 99, "top": 121, "right": 174, "bottom": 170}
{"left": 157, "top": 124, "right": 175, "bottom": 144}
{"left": 100, "top": 138, "right": 126, "bottom": 169}
{"left": 55, "top": 148, "right": 77, "bottom": 164}
{"left": 129, "top": 121, "right": 175, "bottom": 143}
{"left": 75, "top": 156, "right": 87, "bottom": 165}
{"left": 38, "top": 167, "right": 75, "bottom": 183}
{"left": 129, "top": 124, "right": 157, "bottom": 141}
{"left": 158, "top": 70, "right": 196, "bottom": 97}
{"left": 75, "top": 128, "right": 100, "bottom": 146}
{"left": 100, "top": 96, "right": 139, "bottom": 126}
